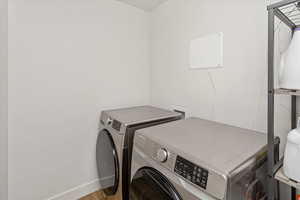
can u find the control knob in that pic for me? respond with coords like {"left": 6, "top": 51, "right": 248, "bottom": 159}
{"left": 107, "top": 117, "right": 113, "bottom": 125}
{"left": 157, "top": 148, "right": 168, "bottom": 163}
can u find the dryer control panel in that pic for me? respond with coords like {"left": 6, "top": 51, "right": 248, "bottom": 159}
{"left": 174, "top": 156, "right": 208, "bottom": 189}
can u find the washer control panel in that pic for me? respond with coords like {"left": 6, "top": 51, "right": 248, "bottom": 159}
{"left": 174, "top": 156, "right": 208, "bottom": 189}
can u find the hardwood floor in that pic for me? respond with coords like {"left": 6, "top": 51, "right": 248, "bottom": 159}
{"left": 79, "top": 191, "right": 105, "bottom": 200}
{"left": 79, "top": 191, "right": 121, "bottom": 200}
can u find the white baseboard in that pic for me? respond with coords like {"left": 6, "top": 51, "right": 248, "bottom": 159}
{"left": 46, "top": 176, "right": 113, "bottom": 200}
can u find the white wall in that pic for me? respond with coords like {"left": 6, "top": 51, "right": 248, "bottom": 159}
{"left": 8, "top": 0, "right": 150, "bottom": 199}
{"left": 150, "top": 0, "right": 299, "bottom": 198}
{"left": 150, "top": 0, "right": 299, "bottom": 135}
{"left": 0, "top": 0, "right": 8, "bottom": 199}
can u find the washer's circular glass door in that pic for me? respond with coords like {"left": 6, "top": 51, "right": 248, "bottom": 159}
{"left": 96, "top": 129, "right": 119, "bottom": 195}
{"left": 130, "top": 167, "right": 182, "bottom": 200}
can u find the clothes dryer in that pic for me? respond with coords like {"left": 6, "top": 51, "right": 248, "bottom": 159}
{"left": 96, "top": 106, "right": 182, "bottom": 200}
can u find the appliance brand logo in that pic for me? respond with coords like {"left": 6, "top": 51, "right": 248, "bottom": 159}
{"left": 297, "top": 194, "right": 300, "bottom": 200}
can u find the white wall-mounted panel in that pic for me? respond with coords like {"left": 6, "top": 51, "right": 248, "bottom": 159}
{"left": 190, "top": 32, "right": 223, "bottom": 69}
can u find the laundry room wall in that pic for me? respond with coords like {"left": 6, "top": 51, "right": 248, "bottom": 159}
{"left": 150, "top": 0, "right": 300, "bottom": 137}
{"left": 8, "top": 0, "right": 150, "bottom": 199}
{"left": 149, "top": 0, "right": 299, "bottom": 198}
{"left": 0, "top": 0, "right": 8, "bottom": 199}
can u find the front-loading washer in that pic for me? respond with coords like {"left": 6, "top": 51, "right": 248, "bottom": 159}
{"left": 96, "top": 106, "right": 183, "bottom": 200}
{"left": 130, "top": 118, "right": 268, "bottom": 200}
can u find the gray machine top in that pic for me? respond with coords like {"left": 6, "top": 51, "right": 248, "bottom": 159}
{"left": 136, "top": 117, "right": 267, "bottom": 177}
{"left": 102, "top": 106, "right": 182, "bottom": 126}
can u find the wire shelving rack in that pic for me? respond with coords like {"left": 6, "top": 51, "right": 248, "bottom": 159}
{"left": 267, "top": 1, "right": 300, "bottom": 200}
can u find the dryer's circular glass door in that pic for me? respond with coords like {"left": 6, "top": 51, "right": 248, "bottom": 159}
{"left": 130, "top": 167, "right": 182, "bottom": 200}
{"left": 96, "top": 129, "right": 119, "bottom": 195}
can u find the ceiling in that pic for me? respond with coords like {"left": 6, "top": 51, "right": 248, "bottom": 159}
{"left": 116, "top": 0, "right": 168, "bottom": 11}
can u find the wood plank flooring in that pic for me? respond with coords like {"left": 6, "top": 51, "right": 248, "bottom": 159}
{"left": 79, "top": 191, "right": 121, "bottom": 200}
